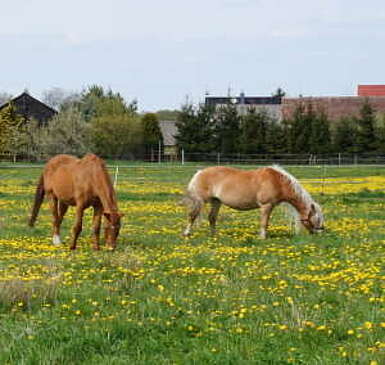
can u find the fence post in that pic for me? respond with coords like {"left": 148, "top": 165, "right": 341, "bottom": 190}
{"left": 338, "top": 153, "right": 341, "bottom": 167}
{"left": 181, "top": 149, "right": 185, "bottom": 165}
{"left": 113, "top": 166, "right": 119, "bottom": 189}
{"left": 217, "top": 153, "right": 220, "bottom": 165}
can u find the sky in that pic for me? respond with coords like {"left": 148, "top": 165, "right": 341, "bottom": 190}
{"left": 1, "top": 0, "right": 385, "bottom": 112}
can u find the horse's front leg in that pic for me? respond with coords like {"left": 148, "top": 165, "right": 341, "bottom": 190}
{"left": 69, "top": 205, "right": 84, "bottom": 250}
{"left": 259, "top": 203, "right": 274, "bottom": 239}
{"left": 183, "top": 199, "right": 203, "bottom": 236}
{"left": 92, "top": 205, "right": 102, "bottom": 251}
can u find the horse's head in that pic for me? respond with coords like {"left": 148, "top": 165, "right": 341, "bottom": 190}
{"left": 104, "top": 211, "right": 124, "bottom": 249}
{"left": 301, "top": 203, "right": 324, "bottom": 234}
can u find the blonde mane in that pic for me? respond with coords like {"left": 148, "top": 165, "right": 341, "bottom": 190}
{"left": 270, "top": 164, "right": 315, "bottom": 209}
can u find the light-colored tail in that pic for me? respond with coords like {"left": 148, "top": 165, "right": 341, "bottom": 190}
{"left": 28, "top": 174, "right": 45, "bottom": 227}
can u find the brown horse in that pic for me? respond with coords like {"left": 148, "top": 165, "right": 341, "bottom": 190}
{"left": 28, "top": 154, "right": 123, "bottom": 250}
{"left": 183, "top": 165, "right": 324, "bottom": 238}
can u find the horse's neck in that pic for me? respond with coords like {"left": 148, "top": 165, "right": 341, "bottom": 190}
{"left": 288, "top": 196, "right": 310, "bottom": 218}
{"left": 95, "top": 171, "right": 118, "bottom": 212}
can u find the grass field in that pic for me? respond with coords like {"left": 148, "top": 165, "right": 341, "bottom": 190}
{"left": 1, "top": 163, "right": 385, "bottom": 364}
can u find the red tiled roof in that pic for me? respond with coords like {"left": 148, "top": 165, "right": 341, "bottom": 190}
{"left": 357, "top": 85, "right": 385, "bottom": 96}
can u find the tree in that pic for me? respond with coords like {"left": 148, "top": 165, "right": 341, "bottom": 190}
{"left": 156, "top": 109, "right": 179, "bottom": 121}
{"left": 374, "top": 113, "right": 385, "bottom": 152}
{"left": 265, "top": 119, "right": 288, "bottom": 153}
{"left": 272, "top": 87, "right": 286, "bottom": 98}
{"left": 309, "top": 109, "right": 331, "bottom": 153}
{"left": 42, "top": 87, "right": 80, "bottom": 111}
{"left": 89, "top": 114, "right": 142, "bottom": 158}
{"left": 38, "top": 107, "right": 90, "bottom": 157}
{"left": 213, "top": 102, "right": 241, "bottom": 154}
{"left": 287, "top": 102, "right": 309, "bottom": 153}
{"left": 65, "top": 85, "right": 141, "bottom": 158}
{"left": 142, "top": 113, "right": 163, "bottom": 161}
{"left": 333, "top": 117, "right": 358, "bottom": 153}
{"left": 175, "top": 102, "right": 215, "bottom": 155}
{"left": 239, "top": 108, "right": 269, "bottom": 154}
{"left": 356, "top": 99, "right": 377, "bottom": 152}
{"left": 0, "top": 92, "right": 12, "bottom": 106}
{"left": 0, "top": 103, "right": 24, "bottom": 155}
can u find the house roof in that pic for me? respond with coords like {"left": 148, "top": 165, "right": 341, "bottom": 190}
{"left": 0, "top": 92, "right": 57, "bottom": 114}
{"left": 205, "top": 95, "right": 282, "bottom": 106}
{"left": 159, "top": 120, "right": 178, "bottom": 146}
{"left": 0, "top": 91, "right": 57, "bottom": 126}
{"left": 357, "top": 85, "right": 385, "bottom": 97}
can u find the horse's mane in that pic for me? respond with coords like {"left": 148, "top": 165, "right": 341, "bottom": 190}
{"left": 80, "top": 154, "right": 117, "bottom": 205}
{"left": 269, "top": 164, "right": 314, "bottom": 208}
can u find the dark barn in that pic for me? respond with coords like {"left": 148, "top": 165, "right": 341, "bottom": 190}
{"left": 0, "top": 91, "right": 57, "bottom": 126}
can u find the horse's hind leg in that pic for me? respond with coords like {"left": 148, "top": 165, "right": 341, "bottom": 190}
{"left": 260, "top": 203, "right": 274, "bottom": 239}
{"left": 52, "top": 201, "right": 68, "bottom": 245}
{"left": 208, "top": 199, "right": 221, "bottom": 235}
{"left": 50, "top": 196, "right": 61, "bottom": 246}
{"left": 183, "top": 198, "right": 203, "bottom": 236}
{"left": 69, "top": 205, "right": 84, "bottom": 250}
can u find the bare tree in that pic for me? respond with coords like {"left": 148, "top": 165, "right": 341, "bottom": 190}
{"left": 42, "top": 87, "right": 80, "bottom": 111}
{"left": 0, "top": 92, "right": 12, "bottom": 106}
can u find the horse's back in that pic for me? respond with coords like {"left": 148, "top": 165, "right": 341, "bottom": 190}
{"left": 43, "top": 155, "right": 79, "bottom": 202}
{"left": 188, "top": 166, "right": 285, "bottom": 207}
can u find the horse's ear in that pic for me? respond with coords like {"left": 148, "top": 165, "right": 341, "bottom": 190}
{"left": 308, "top": 203, "right": 316, "bottom": 218}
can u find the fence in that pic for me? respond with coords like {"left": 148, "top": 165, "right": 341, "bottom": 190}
{"left": 3, "top": 152, "right": 385, "bottom": 166}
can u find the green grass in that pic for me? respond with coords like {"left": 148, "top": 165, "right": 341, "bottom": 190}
{"left": 0, "top": 164, "right": 385, "bottom": 364}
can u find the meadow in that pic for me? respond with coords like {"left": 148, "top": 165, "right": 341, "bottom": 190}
{"left": 0, "top": 163, "right": 385, "bottom": 364}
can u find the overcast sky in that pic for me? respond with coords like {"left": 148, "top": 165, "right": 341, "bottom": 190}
{"left": 1, "top": 0, "right": 385, "bottom": 111}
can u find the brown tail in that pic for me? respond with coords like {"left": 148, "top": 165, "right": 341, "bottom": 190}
{"left": 28, "top": 174, "right": 45, "bottom": 227}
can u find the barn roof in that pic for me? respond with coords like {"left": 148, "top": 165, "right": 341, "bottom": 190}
{"left": 0, "top": 91, "right": 57, "bottom": 126}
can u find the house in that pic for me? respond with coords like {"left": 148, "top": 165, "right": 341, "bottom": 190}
{"left": 0, "top": 91, "right": 57, "bottom": 126}
{"left": 205, "top": 92, "right": 282, "bottom": 121}
{"left": 159, "top": 120, "right": 178, "bottom": 159}
{"left": 282, "top": 96, "right": 385, "bottom": 121}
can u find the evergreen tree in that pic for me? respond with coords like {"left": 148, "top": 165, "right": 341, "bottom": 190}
{"left": 239, "top": 108, "right": 268, "bottom": 154}
{"left": 309, "top": 109, "right": 331, "bottom": 153}
{"left": 374, "top": 114, "right": 385, "bottom": 152}
{"left": 213, "top": 102, "right": 241, "bottom": 154}
{"left": 175, "top": 103, "right": 215, "bottom": 154}
{"left": 272, "top": 87, "right": 286, "bottom": 98}
{"left": 333, "top": 117, "right": 358, "bottom": 153}
{"left": 356, "top": 99, "right": 377, "bottom": 152}
{"left": 142, "top": 113, "right": 163, "bottom": 161}
{"left": 265, "top": 119, "right": 288, "bottom": 153}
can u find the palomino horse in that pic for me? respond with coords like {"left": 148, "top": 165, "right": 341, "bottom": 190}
{"left": 183, "top": 165, "right": 324, "bottom": 238}
{"left": 28, "top": 154, "right": 123, "bottom": 250}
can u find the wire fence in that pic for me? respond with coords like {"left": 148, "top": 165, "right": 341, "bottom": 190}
{"left": 2, "top": 152, "right": 385, "bottom": 166}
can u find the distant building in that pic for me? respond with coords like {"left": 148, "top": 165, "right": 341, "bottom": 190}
{"left": 205, "top": 92, "right": 282, "bottom": 121}
{"left": 0, "top": 91, "right": 57, "bottom": 126}
{"left": 282, "top": 94, "right": 385, "bottom": 121}
{"left": 357, "top": 84, "right": 385, "bottom": 97}
{"left": 206, "top": 87, "right": 385, "bottom": 122}
{"left": 159, "top": 120, "right": 178, "bottom": 159}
